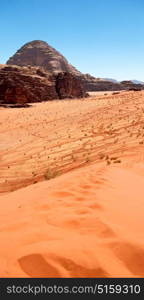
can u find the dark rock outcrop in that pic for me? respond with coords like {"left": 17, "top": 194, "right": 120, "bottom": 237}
{"left": 0, "top": 65, "right": 57, "bottom": 104}
{"left": 56, "top": 72, "right": 86, "bottom": 99}
{"left": 0, "top": 65, "right": 86, "bottom": 104}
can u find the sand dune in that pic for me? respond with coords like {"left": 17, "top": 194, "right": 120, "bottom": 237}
{"left": 1, "top": 91, "right": 144, "bottom": 277}
{"left": 0, "top": 163, "right": 144, "bottom": 277}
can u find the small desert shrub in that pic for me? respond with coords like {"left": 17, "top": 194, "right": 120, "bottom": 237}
{"left": 114, "top": 138, "right": 118, "bottom": 144}
{"left": 112, "top": 92, "right": 120, "bottom": 95}
{"left": 85, "top": 156, "right": 90, "bottom": 163}
{"left": 71, "top": 154, "right": 77, "bottom": 161}
{"left": 113, "top": 159, "right": 121, "bottom": 163}
{"left": 44, "top": 168, "right": 60, "bottom": 180}
{"left": 99, "top": 153, "right": 105, "bottom": 159}
{"left": 110, "top": 157, "right": 118, "bottom": 161}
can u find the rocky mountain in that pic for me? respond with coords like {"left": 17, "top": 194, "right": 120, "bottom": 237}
{"left": 6, "top": 40, "right": 144, "bottom": 92}
{"left": 7, "top": 40, "right": 81, "bottom": 76}
{"left": 5, "top": 40, "right": 123, "bottom": 91}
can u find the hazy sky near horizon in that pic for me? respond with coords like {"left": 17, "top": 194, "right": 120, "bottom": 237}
{"left": 1, "top": 0, "right": 144, "bottom": 81}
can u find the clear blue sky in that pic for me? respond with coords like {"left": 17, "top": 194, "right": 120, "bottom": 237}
{"left": 1, "top": 0, "right": 144, "bottom": 81}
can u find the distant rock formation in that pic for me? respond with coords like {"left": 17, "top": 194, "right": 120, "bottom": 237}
{"left": 120, "top": 80, "right": 143, "bottom": 91}
{"left": 0, "top": 65, "right": 86, "bottom": 104}
{"left": 80, "top": 74, "right": 122, "bottom": 91}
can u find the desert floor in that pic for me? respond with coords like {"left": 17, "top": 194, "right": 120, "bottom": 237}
{"left": 0, "top": 90, "right": 144, "bottom": 277}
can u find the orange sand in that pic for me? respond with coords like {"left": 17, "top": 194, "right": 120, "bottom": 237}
{"left": 0, "top": 91, "right": 144, "bottom": 277}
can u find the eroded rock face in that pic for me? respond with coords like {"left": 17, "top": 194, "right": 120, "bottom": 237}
{"left": 56, "top": 72, "right": 86, "bottom": 99}
{"left": 0, "top": 65, "right": 86, "bottom": 104}
{"left": 0, "top": 65, "right": 57, "bottom": 104}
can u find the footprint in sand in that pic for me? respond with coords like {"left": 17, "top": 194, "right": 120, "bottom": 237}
{"left": 18, "top": 254, "right": 60, "bottom": 277}
{"left": 110, "top": 241, "right": 144, "bottom": 277}
{"left": 51, "top": 191, "right": 74, "bottom": 198}
{"left": 18, "top": 253, "right": 109, "bottom": 278}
